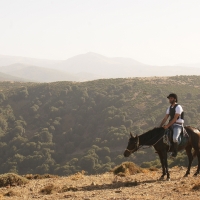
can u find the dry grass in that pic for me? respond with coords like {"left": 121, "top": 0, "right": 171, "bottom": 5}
{"left": 0, "top": 167, "right": 200, "bottom": 199}
{"left": 124, "top": 180, "right": 138, "bottom": 187}
{"left": 192, "top": 181, "right": 200, "bottom": 190}
{"left": 24, "top": 173, "right": 58, "bottom": 180}
{"left": 58, "top": 185, "right": 79, "bottom": 193}
{"left": 69, "top": 170, "right": 85, "bottom": 180}
{"left": 111, "top": 162, "right": 143, "bottom": 176}
{"left": 149, "top": 166, "right": 159, "bottom": 171}
{"left": 4, "top": 190, "right": 20, "bottom": 197}
{"left": 40, "top": 184, "right": 58, "bottom": 195}
{"left": 0, "top": 173, "right": 28, "bottom": 187}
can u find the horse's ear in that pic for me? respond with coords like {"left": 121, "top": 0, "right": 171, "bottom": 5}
{"left": 130, "top": 132, "right": 134, "bottom": 138}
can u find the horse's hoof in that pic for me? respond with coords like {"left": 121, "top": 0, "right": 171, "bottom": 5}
{"left": 194, "top": 173, "right": 198, "bottom": 176}
{"left": 159, "top": 176, "right": 165, "bottom": 181}
{"left": 166, "top": 178, "right": 171, "bottom": 181}
{"left": 183, "top": 174, "right": 189, "bottom": 177}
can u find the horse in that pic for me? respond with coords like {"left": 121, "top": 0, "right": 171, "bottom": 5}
{"left": 124, "top": 126, "right": 200, "bottom": 180}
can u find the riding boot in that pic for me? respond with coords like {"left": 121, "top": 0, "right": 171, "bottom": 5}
{"left": 171, "top": 142, "right": 178, "bottom": 157}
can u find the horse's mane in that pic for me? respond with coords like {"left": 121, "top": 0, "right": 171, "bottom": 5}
{"left": 142, "top": 127, "right": 164, "bottom": 136}
{"left": 144, "top": 127, "right": 163, "bottom": 133}
{"left": 138, "top": 127, "right": 165, "bottom": 145}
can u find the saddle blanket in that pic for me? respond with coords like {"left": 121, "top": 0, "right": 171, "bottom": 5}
{"left": 163, "top": 128, "right": 189, "bottom": 147}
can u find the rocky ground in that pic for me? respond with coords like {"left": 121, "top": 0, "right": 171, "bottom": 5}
{"left": 1, "top": 166, "right": 200, "bottom": 200}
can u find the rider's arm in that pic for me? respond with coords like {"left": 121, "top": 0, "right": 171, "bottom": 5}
{"left": 164, "top": 113, "right": 180, "bottom": 129}
{"left": 159, "top": 114, "right": 169, "bottom": 127}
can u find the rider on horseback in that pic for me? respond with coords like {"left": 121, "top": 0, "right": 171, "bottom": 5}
{"left": 160, "top": 93, "right": 184, "bottom": 157}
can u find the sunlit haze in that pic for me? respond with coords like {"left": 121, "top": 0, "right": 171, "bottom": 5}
{"left": 0, "top": 0, "right": 200, "bottom": 66}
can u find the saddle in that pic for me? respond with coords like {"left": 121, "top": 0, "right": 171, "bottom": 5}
{"left": 163, "top": 127, "right": 189, "bottom": 148}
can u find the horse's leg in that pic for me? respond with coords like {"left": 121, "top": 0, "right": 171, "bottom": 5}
{"left": 194, "top": 150, "right": 200, "bottom": 176}
{"left": 184, "top": 146, "right": 193, "bottom": 177}
{"left": 163, "top": 151, "right": 170, "bottom": 181}
{"left": 157, "top": 151, "right": 166, "bottom": 179}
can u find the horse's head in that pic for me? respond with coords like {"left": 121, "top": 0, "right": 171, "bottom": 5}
{"left": 124, "top": 132, "right": 139, "bottom": 157}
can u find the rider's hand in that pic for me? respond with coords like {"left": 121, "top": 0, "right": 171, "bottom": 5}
{"left": 163, "top": 125, "right": 169, "bottom": 130}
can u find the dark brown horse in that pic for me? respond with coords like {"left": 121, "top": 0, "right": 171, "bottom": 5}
{"left": 124, "top": 126, "right": 200, "bottom": 180}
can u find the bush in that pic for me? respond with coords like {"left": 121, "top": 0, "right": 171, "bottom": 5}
{"left": 40, "top": 184, "right": 58, "bottom": 194}
{"left": 0, "top": 173, "right": 28, "bottom": 187}
{"left": 24, "top": 174, "right": 58, "bottom": 180}
{"left": 192, "top": 181, "right": 200, "bottom": 190}
{"left": 4, "top": 190, "right": 20, "bottom": 197}
{"left": 111, "top": 162, "right": 143, "bottom": 176}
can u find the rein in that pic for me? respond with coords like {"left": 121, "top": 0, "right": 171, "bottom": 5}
{"left": 126, "top": 133, "right": 165, "bottom": 153}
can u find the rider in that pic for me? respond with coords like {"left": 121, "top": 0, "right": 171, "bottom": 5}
{"left": 160, "top": 93, "right": 184, "bottom": 157}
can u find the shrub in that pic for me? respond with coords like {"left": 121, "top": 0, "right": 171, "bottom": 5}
{"left": 24, "top": 174, "right": 58, "bottom": 180}
{"left": 0, "top": 173, "right": 28, "bottom": 187}
{"left": 149, "top": 166, "right": 159, "bottom": 171}
{"left": 191, "top": 181, "right": 200, "bottom": 190}
{"left": 111, "top": 162, "right": 143, "bottom": 176}
{"left": 4, "top": 190, "right": 20, "bottom": 197}
{"left": 40, "top": 184, "right": 57, "bottom": 195}
{"left": 69, "top": 171, "right": 85, "bottom": 181}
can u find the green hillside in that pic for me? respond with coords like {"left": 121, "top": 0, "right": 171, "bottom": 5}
{"left": 0, "top": 76, "right": 200, "bottom": 175}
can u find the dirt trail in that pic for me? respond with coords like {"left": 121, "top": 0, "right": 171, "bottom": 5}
{"left": 1, "top": 166, "right": 200, "bottom": 200}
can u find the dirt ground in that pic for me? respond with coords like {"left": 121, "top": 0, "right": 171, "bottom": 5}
{"left": 1, "top": 166, "right": 200, "bottom": 200}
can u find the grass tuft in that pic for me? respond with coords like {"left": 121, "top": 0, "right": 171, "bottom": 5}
{"left": 149, "top": 166, "right": 159, "bottom": 171}
{"left": 40, "top": 184, "right": 57, "bottom": 195}
{"left": 58, "top": 185, "right": 79, "bottom": 193}
{"left": 69, "top": 170, "right": 85, "bottom": 181}
{"left": 111, "top": 162, "right": 143, "bottom": 176}
{"left": 24, "top": 174, "right": 58, "bottom": 180}
{"left": 0, "top": 173, "right": 28, "bottom": 187}
{"left": 192, "top": 181, "right": 200, "bottom": 190}
{"left": 4, "top": 190, "right": 20, "bottom": 197}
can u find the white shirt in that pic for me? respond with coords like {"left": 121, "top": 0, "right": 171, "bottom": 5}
{"left": 166, "top": 104, "right": 184, "bottom": 124}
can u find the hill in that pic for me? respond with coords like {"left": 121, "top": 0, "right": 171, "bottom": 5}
{"left": 0, "top": 76, "right": 200, "bottom": 176}
{"left": 0, "top": 54, "right": 59, "bottom": 68}
{"left": 0, "top": 71, "right": 30, "bottom": 82}
{"left": 1, "top": 53, "right": 200, "bottom": 81}
{"left": 0, "top": 63, "right": 102, "bottom": 82}
{"left": 38, "top": 52, "right": 200, "bottom": 77}
{"left": 0, "top": 166, "right": 199, "bottom": 199}
{"left": 0, "top": 63, "right": 77, "bottom": 82}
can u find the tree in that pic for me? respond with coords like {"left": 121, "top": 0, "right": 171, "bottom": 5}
{"left": 80, "top": 156, "right": 95, "bottom": 172}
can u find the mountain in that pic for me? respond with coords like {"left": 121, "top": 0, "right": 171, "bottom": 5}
{"left": 49, "top": 52, "right": 150, "bottom": 77}
{"left": 0, "top": 54, "right": 60, "bottom": 68}
{"left": 50, "top": 52, "right": 200, "bottom": 77}
{"left": 0, "top": 71, "right": 31, "bottom": 82}
{"left": 177, "top": 63, "right": 200, "bottom": 68}
{"left": 0, "top": 63, "right": 78, "bottom": 82}
{"left": 1, "top": 53, "right": 200, "bottom": 80}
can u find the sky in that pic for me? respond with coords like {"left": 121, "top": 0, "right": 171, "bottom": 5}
{"left": 0, "top": 0, "right": 200, "bottom": 66}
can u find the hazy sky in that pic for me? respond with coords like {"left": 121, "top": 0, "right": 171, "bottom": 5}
{"left": 0, "top": 0, "right": 200, "bottom": 65}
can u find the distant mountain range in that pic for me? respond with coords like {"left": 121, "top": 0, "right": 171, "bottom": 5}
{"left": 0, "top": 52, "right": 200, "bottom": 82}
{"left": 0, "top": 63, "right": 77, "bottom": 82}
{"left": 0, "top": 71, "right": 30, "bottom": 82}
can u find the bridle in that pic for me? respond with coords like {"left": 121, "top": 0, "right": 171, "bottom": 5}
{"left": 125, "top": 133, "right": 165, "bottom": 154}
{"left": 125, "top": 137, "right": 140, "bottom": 154}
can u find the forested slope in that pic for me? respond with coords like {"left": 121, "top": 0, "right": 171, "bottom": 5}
{"left": 0, "top": 76, "right": 200, "bottom": 175}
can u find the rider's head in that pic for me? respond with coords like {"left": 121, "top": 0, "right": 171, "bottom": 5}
{"left": 167, "top": 93, "right": 178, "bottom": 104}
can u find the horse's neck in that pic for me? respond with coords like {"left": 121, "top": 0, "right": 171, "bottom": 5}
{"left": 139, "top": 129, "right": 162, "bottom": 146}
{"left": 139, "top": 134, "right": 150, "bottom": 146}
